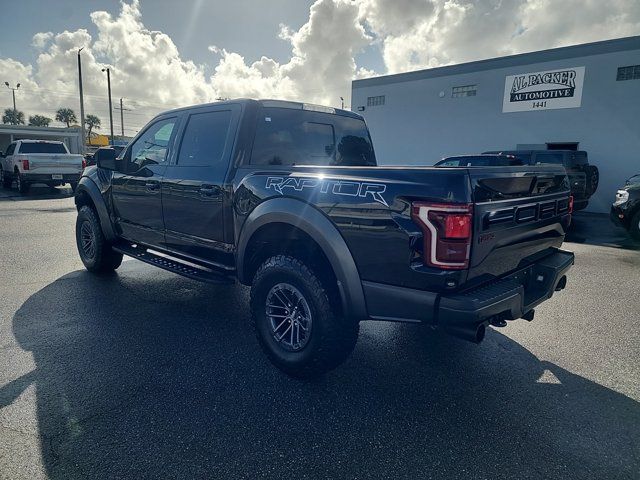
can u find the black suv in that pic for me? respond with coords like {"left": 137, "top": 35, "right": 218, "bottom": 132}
{"left": 74, "top": 99, "right": 574, "bottom": 377}
{"left": 484, "top": 150, "right": 599, "bottom": 210}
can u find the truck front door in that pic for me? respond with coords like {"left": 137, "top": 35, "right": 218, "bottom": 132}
{"left": 111, "top": 116, "right": 178, "bottom": 247}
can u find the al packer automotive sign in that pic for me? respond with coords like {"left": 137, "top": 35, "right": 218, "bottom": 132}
{"left": 502, "top": 66, "right": 585, "bottom": 113}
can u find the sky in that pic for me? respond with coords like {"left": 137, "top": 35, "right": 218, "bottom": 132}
{"left": 0, "top": 0, "right": 638, "bottom": 136}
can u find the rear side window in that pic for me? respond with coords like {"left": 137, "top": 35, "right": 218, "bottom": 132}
{"left": 250, "top": 108, "right": 375, "bottom": 166}
{"left": 177, "top": 110, "right": 232, "bottom": 166}
{"left": 535, "top": 153, "right": 565, "bottom": 165}
{"left": 18, "top": 143, "right": 67, "bottom": 154}
{"left": 5, "top": 143, "right": 16, "bottom": 156}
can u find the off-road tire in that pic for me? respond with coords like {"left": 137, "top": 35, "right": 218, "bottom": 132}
{"left": 250, "top": 255, "right": 359, "bottom": 378}
{"left": 75, "top": 205, "right": 123, "bottom": 273}
{"left": 585, "top": 165, "right": 599, "bottom": 196}
{"left": 16, "top": 171, "right": 29, "bottom": 194}
{"left": 630, "top": 210, "right": 640, "bottom": 241}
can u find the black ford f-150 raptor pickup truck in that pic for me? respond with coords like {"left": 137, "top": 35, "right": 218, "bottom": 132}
{"left": 74, "top": 99, "right": 574, "bottom": 377}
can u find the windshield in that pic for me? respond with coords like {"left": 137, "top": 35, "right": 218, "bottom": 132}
{"left": 18, "top": 142, "right": 67, "bottom": 154}
{"left": 626, "top": 174, "right": 640, "bottom": 185}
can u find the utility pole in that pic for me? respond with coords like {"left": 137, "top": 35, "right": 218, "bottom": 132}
{"left": 4, "top": 82, "right": 20, "bottom": 112}
{"left": 77, "top": 48, "right": 86, "bottom": 153}
{"left": 114, "top": 98, "right": 131, "bottom": 137}
{"left": 102, "top": 67, "right": 114, "bottom": 145}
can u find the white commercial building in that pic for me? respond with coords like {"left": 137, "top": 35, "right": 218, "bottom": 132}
{"left": 352, "top": 36, "right": 640, "bottom": 213}
{"left": 0, "top": 125, "right": 82, "bottom": 154}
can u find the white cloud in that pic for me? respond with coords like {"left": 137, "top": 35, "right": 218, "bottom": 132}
{"left": 0, "top": 0, "right": 638, "bottom": 134}
{"left": 31, "top": 32, "right": 53, "bottom": 49}
{"left": 358, "top": 0, "right": 640, "bottom": 73}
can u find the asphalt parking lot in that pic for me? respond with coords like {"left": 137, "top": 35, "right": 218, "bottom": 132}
{"left": 0, "top": 186, "right": 639, "bottom": 480}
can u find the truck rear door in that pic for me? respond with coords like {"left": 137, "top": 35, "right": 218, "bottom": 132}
{"left": 467, "top": 165, "right": 571, "bottom": 282}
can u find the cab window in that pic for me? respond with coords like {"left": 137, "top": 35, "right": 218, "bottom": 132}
{"left": 177, "top": 110, "right": 232, "bottom": 166}
{"left": 127, "top": 118, "right": 177, "bottom": 172}
{"left": 250, "top": 107, "right": 375, "bottom": 167}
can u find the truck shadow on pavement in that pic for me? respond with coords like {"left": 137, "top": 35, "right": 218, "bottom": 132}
{"left": 0, "top": 184, "right": 74, "bottom": 201}
{"left": 2, "top": 264, "right": 639, "bottom": 479}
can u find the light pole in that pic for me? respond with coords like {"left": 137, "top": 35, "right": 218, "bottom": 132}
{"left": 101, "top": 67, "right": 114, "bottom": 145}
{"left": 114, "top": 98, "right": 131, "bottom": 137}
{"left": 4, "top": 82, "right": 20, "bottom": 112}
{"left": 340, "top": 96, "right": 344, "bottom": 109}
{"left": 77, "top": 48, "right": 86, "bottom": 152}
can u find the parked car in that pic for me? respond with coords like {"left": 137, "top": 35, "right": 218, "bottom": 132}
{"left": 85, "top": 145, "right": 125, "bottom": 167}
{"left": 435, "top": 154, "right": 523, "bottom": 167}
{"left": 610, "top": 174, "right": 640, "bottom": 240}
{"left": 74, "top": 99, "right": 574, "bottom": 377}
{"left": 0, "top": 140, "right": 84, "bottom": 193}
{"left": 483, "top": 150, "right": 598, "bottom": 210}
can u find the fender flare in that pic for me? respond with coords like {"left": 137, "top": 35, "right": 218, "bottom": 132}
{"left": 75, "top": 177, "right": 116, "bottom": 242}
{"left": 236, "top": 197, "right": 367, "bottom": 321}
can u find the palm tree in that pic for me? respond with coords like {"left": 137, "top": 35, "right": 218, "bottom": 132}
{"left": 2, "top": 108, "right": 25, "bottom": 125}
{"left": 55, "top": 107, "right": 77, "bottom": 127}
{"left": 85, "top": 114, "right": 101, "bottom": 141}
{"left": 28, "top": 114, "right": 52, "bottom": 127}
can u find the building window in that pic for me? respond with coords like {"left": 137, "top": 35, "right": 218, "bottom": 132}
{"left": 616, "top": 65, "right": 640, "bottom": 81}
{"left": 367, "top": 95, "right": 385, "bottom": 107}
{"left": 452, "top": 85, "right": 477, "bottom": 98}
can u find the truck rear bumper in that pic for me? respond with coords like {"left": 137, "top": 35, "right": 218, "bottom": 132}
{"left": 22, "top": 173, "right": 81, "bottom": 184}
{"left": 362, "top": 249, "right": 574, "bottom": 341}
{"left": 438, "top": 249, "right": 574, "bottom": 342}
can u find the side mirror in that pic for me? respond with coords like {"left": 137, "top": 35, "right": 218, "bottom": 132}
{"left": 95, "top": 148, "right": 117, "bottom": 170}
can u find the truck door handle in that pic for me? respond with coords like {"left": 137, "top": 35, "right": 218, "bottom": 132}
{"left": 145, "top": 182, "right": 160, "bottom": 192}
{"left": 199, "top": 184, "right": 220, "bottom": 196}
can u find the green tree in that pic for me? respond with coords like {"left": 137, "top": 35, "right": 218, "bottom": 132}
{"left": 2, "top": 108, "right": 25, "bottom": 125}
{"left": 55, "top": 107, "right": 77, "bottom": 127}
{"left": 85, "top": 114, "right": 101, "bottom": 139}
{"left": 28, "top": 114, "right": 52, "bottom": 127}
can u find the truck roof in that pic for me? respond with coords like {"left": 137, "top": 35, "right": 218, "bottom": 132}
{"left": 160, "top": 98, "right": 363, "bottom": 120}
{"left": 16, "top": 139, "right": 64, "bottom": 144}
{"left": 484, "top": 149, "right": 587, "bottom": 155}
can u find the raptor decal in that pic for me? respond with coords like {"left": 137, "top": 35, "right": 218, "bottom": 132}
{"left": 265, "top": 176, "right": 388, "bottom": 206}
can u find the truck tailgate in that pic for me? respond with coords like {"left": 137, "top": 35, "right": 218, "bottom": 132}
{"left": 467, "top": 165, "right": 571, "bottom": 281}
{"left": 26, "top": 154, "right": 83, "bottom": 174}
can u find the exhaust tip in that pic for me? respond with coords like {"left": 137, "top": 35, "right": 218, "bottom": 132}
{"left": 555, "top": 275, "right": 567, "bottom": 291}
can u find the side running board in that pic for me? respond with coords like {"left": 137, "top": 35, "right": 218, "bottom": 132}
{"left": 113, "top": 243, "right": 234, "bottom": 285}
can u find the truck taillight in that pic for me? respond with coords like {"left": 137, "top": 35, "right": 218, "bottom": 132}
{"left": 411, "top": 202, "right": 473, "bottom": 270}
{"left": 568, "top": 195, "right": 574, "bottom": 214}
{"left": 21, "top": 159, "right": 29, "bottom": 171}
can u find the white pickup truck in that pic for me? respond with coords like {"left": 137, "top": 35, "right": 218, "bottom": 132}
{"left": 0, "top": 140, "right": 84, "bottom": 194}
